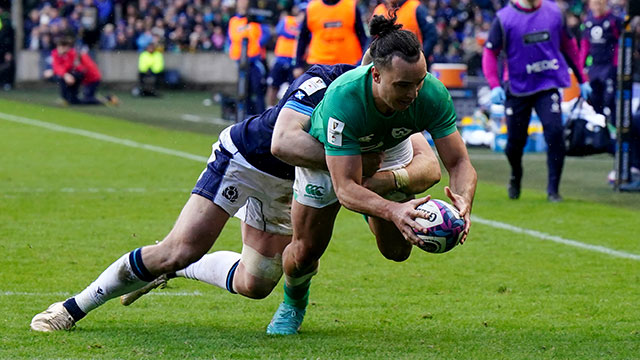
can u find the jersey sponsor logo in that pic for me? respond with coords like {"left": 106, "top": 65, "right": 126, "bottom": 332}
{"left": 523, "top": 31, "right": 550, "bottom": 45}
{"left": 298, "top": 77, "right": 327, "bottom": 96}
{"left": 328, "top": 117, "right": 345, "bottom": 146}
{"left": 358, "top": 134, "right": 374, "bottom": 142}
{"left": 305, "top": 184, "right": 325, "bottom": 198}
{"left": 294, "top": 91, "right": 305, "bottom": 100}
{"left": 222, "top": 186, "right": 239, "bottom": 202}
{"left": 526, "top": 58, "right": 559, "bottom": 74}
{"left": 323, "top": 21, "right": 343, "bottom": 29}
{"left": 590, "top": 26, "right": 605, "bottom": 43}
{"left": 391, "top": 127, "right": 412, "bottom": 138}
{"left": 361, "top": 141, "right": 384, "bottom": 152}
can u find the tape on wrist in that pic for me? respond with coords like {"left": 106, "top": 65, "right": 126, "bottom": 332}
{"left": 391, "top": 168, "right": 410, "bottom": 191}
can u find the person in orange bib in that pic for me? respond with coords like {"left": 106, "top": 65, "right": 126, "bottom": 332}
{"left": 293, "top": 0, "right": 367, "bottom": 78}
{"left": 266, "top": 4, "right": 304, "bottom": 106}
{"left": 372, "top": 0, "right": 437, "bottom": 68}
{"left": 228, "top": 0, "right": 271, "bottom": 115}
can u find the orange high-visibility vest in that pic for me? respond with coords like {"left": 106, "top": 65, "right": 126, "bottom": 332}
{"left": 228, "top": 16, "right": 263, "bottom": 60}
{"left": 274, "top": 15, "right": 299, "bottom": 58}
{"left": 372, "top": 0, "right": 422, "bottom": 44}
{"left": 306, "top": 0, "right": 362, "bottom": 65}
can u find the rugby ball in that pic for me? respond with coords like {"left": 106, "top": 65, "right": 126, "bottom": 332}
{"left": 413, "top": 199, "right": 465, "bottom": 253}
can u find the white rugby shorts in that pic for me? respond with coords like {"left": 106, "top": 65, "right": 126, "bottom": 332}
{"left": 192, "top": 127, "right": 293, "bottom": 235}
{"left": 294, "top": 138, "right": 414, "bottom": 208}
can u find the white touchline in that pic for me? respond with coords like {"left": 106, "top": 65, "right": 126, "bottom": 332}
{"left": 2, "top": 112, "right": 638, "bottom": 262}
{"left": 473, "top": 216, "right": 640, "bottom": 261}
{"left": 0, "top": 112, "right": 208, "bottom": 163}
{"left": 0, "top": 290, "right": 203, "bottom": 297}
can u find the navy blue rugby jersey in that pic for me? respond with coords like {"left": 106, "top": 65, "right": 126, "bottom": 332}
{"left": 229, "top": 63, "right": 356, "bottom": 180}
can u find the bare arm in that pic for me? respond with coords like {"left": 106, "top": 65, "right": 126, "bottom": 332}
{"left": 362, "top": 133, "right": 441, "bottom": 196}
{"left": 326, "top": 154, "right": 431, "bottom": 244}
{"left": 271, "top": 107, "right": 327, "bottom": 170}
{"left": 433, "top": 131, "right": 477, "bottom": 243}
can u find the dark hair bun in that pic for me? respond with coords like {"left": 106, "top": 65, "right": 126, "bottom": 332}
{"left": 369, "top": 14, "right": 402, "bottom": 38}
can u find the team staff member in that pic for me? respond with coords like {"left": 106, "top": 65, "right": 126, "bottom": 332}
{"left": 482, "top": 0, "right": 592, "bottom": 202}
{"left": 266, "top": 15, "right": 477, "bottom": 335}
{"left": 228, "top": 0, "right": 271, "bottom": 115}
{"left": 30, "top": 62, "right": 442, "bottom": 332}
{"left": 580, "top": 0, "right": 622, "bottom": 124}
{"left": 292, "top": 0, "right": 367, "bottom": 78}
{"left": 372, "top": 0, "right": 437, "bottom": 68}
{"left": 137, "top": 42, "right": 164, "bottom": 97}
{"left": 266, "top": 5, "right": 303, "bottom": 106}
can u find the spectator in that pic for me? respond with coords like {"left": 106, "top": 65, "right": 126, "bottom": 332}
{"left": 99, "top": 23, "right": 117, "bottom": 50}
{"left": 0, "top": 10, "right": 15, "bottom": 90}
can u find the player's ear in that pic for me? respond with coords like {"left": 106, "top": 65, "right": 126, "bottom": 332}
{"left": 371, "top": 66, "right": 381, "bottom": 83}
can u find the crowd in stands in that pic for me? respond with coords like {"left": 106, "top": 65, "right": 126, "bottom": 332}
{"left": 21, "top": 0, "right": 632, "bottom": 74}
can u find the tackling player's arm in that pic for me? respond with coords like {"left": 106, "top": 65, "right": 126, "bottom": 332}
{"left": 272, "top": 107, "right": 327, "bottom": 170}
{"left": 362, "top": 133, "right": 441, "bottom": 196}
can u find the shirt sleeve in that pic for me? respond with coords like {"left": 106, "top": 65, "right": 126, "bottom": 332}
{"left": 319, "top": 89, "right": 362, "bottom": 156}
{"left": 424, "top": 81, "right": 458, "bottom": 139}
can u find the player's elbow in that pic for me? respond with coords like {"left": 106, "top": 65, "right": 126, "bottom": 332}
{"left": 270, "top": 138, "right": 286, "bottom": 161}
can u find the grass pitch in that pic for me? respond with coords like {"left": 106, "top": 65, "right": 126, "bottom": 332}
{"left": 1, "top": 95, "right": 639, "bottom": 359}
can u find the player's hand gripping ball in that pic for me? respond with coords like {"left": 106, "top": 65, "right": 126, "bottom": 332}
{"left": 413, "top": 199, "right": 466, "bottom": 253}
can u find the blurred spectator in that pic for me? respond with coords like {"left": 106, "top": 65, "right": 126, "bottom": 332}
{"left": 293, "top": 0, "right": 367, "bottom": 78}
{"left": 266, "top": 4, "right": 302, "bottom": 106}
{"left": 0, "top": 8, "right": 15, "bottom": 90}
{"left": 227, "top": 0, "right": 270, "bottom": 115}
{"left": 580, "top": 0, "right": 623, "bottom": 124}
{"left": 372, "top": 0, "right": 437, "bottom": 68}
{"left": 136, "top": 42, "right": 164, "bottom": 96}
{"left": 99, "top": 23, "right": 117, "bottom": 50}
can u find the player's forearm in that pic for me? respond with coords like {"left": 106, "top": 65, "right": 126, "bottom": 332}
{"left": 447, "top": 159, "right": 477, "bottom": 208}
{"left": 335, "top": 181, "right": 396, "bottom": 220}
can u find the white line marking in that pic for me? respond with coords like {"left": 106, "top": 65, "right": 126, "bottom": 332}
{"left": 1, "top": 187, "right": 190, "bottom": 194}
{"left": 1, "top": 112, "right": 636, "bottom": 262}
{"left": 469, "top": 153, "right": 612, "bottom": 163}
{"left": 180, "top": 114, "right": 231, "bottom": 125}
{"left": 473, "top": 216, "right": 640, "bottom": 261}
{"left": 0, "top": 112, "right": 208, "bottom": 163}
{"left": 0, "top": 290, "right": 203, "bottom": 297}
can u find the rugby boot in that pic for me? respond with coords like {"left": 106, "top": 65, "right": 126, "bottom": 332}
{"left": 266, "top": 302, "right": 306, "bottom": 335}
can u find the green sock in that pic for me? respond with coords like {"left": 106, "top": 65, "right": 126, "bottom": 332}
{"left": 283, "top": 281, "right": 311, "bottom": 309}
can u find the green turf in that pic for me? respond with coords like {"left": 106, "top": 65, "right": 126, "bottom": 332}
{"left": 1, "top": 97, "right": 639, "bottom": 359}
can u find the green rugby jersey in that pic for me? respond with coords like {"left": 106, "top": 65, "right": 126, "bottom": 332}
{"left": 309, "top": 64, "right": 458, "bottom": 156}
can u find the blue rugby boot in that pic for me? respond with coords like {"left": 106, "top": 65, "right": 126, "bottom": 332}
{"left": 266, "top": 302, "right": 306, "bottom": 335}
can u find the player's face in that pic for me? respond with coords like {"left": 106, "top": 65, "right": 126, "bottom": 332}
{"left": 589, "top": 0, "right": 606, "bottom": 13}
{"left": 374, "top": 54, "right": 427, "bottom": 112}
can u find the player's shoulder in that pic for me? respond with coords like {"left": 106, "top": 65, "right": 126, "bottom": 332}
{"left": 326, "top": 64, "right": 369, "bottom": 95}
{"left": 421, "top": 72, "right": 451, "bottom": 100}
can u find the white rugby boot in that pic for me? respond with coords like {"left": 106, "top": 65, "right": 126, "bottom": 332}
{"left": 30, "top": 302, "right": 76, "bottom": 332}
{"left": 120, "top": 274, "right": 168, "bottom": 306}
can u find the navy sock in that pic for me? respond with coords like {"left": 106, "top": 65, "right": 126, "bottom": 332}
{"left": 63, "top": 298, "right": 86, "bottom": 322}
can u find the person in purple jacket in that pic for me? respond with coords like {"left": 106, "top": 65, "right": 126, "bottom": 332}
{"left": 482, "top": 0, "right": 592, "bottom": 202}
{"left": 580, "top": 0, "right": 623, "bottom": 124}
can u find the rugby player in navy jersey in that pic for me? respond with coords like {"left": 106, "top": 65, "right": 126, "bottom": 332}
{"left": 580, "top": 0, "right": 623, "bottom": 123}
{"left": 482, "top": 0, "right": 592, "bottom": 202}
{"left": 30, "top": 63, "right": 442, "bottom": 332}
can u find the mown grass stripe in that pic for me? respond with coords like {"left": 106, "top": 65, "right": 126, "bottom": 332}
{"left": 0, "top": 112, "right": 208, "bottom": 163}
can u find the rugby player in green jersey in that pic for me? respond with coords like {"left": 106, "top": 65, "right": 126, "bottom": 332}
{"left": 267, "top": 14, "right": 477, "bottom": 335}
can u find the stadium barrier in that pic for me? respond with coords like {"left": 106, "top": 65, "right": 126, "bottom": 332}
{"left": 16, "top": 50, "right": 239, "bottom": 85}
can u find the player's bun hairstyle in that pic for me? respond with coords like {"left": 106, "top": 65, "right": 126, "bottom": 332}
{"left": 369, "top": 14, "right": 421, "bottom": 69}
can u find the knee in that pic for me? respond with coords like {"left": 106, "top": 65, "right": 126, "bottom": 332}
{"left": 290, "top": 240, "right": 324, "bottom": 268}
{"left": 380, "top": 246, "right": 411, "bottom": 262}
{"left": 238, "top": 278, "right": 278, "bottom": 300}
{"left": 153, "top": 241, "right": 206, "bottom": 273}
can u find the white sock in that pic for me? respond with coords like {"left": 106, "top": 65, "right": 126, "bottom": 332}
{"left": 176, "top": 251, "right": 241, "bottom": 292}
{"left": 73, "top": 253, "right": 149, "bottom": 314}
